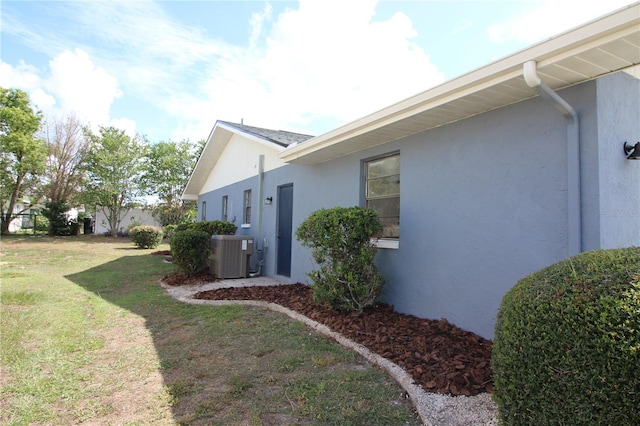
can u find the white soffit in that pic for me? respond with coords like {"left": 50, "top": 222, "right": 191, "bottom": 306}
{"left": 280, "top": 2, "right": 640, "bottom": 165}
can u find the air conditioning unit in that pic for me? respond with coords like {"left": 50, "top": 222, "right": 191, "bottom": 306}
{"left": 210, "top": 235, "right": 253, "bottom": 279}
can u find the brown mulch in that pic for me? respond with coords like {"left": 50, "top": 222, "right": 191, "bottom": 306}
{"left": 185, "top": 281, "right": 493, "bottom": 397}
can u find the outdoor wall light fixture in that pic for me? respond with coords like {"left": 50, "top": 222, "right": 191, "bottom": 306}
{"left": 623, "top": 141, "right": 640, "bottom": 160}
{"left": 264, "top": 196, "right": 273, "bottom": 205}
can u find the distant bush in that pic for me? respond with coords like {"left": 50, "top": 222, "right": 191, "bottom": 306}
{"left": 126, "top": 221, "right": 142, "bottom": 235}
{"left": 296, "top": 206, "right": 385, "bottom": 312}
{"left": 170, "top": 229, "right": 210, "bottom": 275}
{"left": 33, "top": 215, "right": 49, "bottom": 233}
{"left": 175, "top": 220, "right": 237, "bottom": 237}
{"left": 163, "top": 224, "right": 178, "bottom": 240}
{"left": 492, "top": 247, "right": 640, "bottom": 425}
{"left": 129, "top": 225, "right": 163, "bottom": 249}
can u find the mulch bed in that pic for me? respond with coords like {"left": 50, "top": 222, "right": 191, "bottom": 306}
{"left": 186, "top": 281, "right": 494, "bottom": 397}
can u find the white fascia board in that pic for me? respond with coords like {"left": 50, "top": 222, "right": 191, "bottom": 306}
{"left": 216, "top": 122, "right": 287, "bottom": 152}
{"left": 181, "top": 121, "right": 287, "bottom": 200}
{"left": 181, "top": 122, "right": 225, "bottom": 200}
{"left": 279, "top": 2, "right": 640, "bottom": 165}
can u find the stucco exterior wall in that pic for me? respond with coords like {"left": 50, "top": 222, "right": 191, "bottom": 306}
{"left": 596, "top": 66, "right": 640, "bottom": 248}
{"left": 197, "top": 72, "right": 638, "bottom": 339}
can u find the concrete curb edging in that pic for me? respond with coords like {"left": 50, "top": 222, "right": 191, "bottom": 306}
{"left": 162, "top": 281, "right": 498, "bottom": 426}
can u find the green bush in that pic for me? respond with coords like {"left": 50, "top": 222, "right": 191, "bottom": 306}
{"left": 126, "top": 221, "right": 142, "bottom": 235}
{"left": 41, "top": 200, "right": 78, "bottom": 236}
{"left": 492, "top": 247, "right": 640, "bottom": 425}
{"left": 175, "top": 220, "right": 237, "bottom": 237}
{"left": 163, "top": 224, "right": 177, "bottom": 240}
{"left": 296, "top": 206, "right": 385, "bottom": 312}
{"left": 129, "top": 225, "right": 164, "bottom": 249}
{"left": 170, "top": 229, "right": 210, "bottom": 275}
{"left": 33, "top": 215, "right": 49, "bottom": 233}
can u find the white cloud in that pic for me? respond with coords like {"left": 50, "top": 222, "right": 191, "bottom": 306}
{"left": 2, "top": 0, "right": 445, "bottom": 141}
{"left": 45, "top": 49, "right": 122, "bottom": 128}
{"left": 488, "top": 0, "right": 635, "bottom": 44}
{"left": 0, "top": 60, "right": 50, "bottom": 108}
{"left": 1, "top": 49, "right": 125, "bottom": 133}
{"left": 109, "top": 117, "right": 137, "bottom": 138}
{"left": 181, "top": 0, "right": 444, "bottom": 136}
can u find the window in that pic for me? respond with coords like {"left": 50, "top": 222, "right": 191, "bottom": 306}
{"left": 222, "top": 196, "right": 228, "bottom": 221}
{"left": 243, "top": 190, "right": 251, "bottom": 225}
{"left": 201, "top": 201, "right": 207, "bottom": 221}
{"left": 365, "top": 153, "right": 399, "bottom": 239}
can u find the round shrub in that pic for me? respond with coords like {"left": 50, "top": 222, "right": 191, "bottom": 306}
{"left": 492, "top": 247, "right": 640, "bottom": 425}
{"left": 170, "top": 229, "right": 210, "bottom": 275}
{"left": 129, "top": 225, "right": 163, "bottom": 249}
{"left": 296, "top": 206, "right": 385, "bottom": 312}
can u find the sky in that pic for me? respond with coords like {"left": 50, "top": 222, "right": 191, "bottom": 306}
{"left": 1, "top": 0, "right": 636, "bottom": 144}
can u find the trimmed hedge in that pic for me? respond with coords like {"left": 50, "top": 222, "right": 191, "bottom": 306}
{"left": 296, "top": 206, "right": 385, "bottom": 312}
{"left": 170, "top": 229, "right": 210, "bottom": 275}
{"left": 169, "top": 221, "right": 237, "bottom": 275}
{"left": 129, "top": 225, "right": 164, "bottom": 249}
{"left": 492, "top": 247, "right": 640, "bottom": 425}
{"left": 175, "top": 220, "right": 237, "bottom": 236}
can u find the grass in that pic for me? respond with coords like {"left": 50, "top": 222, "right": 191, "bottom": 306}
{"left": 0, "top": 235, "right": 420, "bottom": 425}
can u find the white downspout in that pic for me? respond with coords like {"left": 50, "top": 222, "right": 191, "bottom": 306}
{"left": 523, "top": 60, "right": 582, "bottom": 257}
{"left": 250, "top": 155, "right": 265, "bottom": 277}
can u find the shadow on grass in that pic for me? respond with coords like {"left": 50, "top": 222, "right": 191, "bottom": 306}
{"left": 65, "top": 253, "right": 421, "bottom": 425}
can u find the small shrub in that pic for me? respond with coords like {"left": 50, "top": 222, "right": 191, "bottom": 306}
{"left": 126, "top": 221, "right": 142, "bottom": 235}
{"left": 129, "top": 225, "right": 164, "bottom": 249}
{"left": 175, "top": 220, "right": 237, "bottom": 237}
{"left": 170, "top": 229, "right": 210, "bottom": 275}
{"left": 492, "top": 247, "right": 640, "bottom": 425}
{"left": 33, "top": 215, "right": 49, "bottom": 233}
{"left": 296, "top": 206, "right": 385, "bottom": 312}
{"left": 56, "top": 219, "right": 79, "bottom": 236}
{"left": 163, "top": 224, "right": 177, "bottom": 240}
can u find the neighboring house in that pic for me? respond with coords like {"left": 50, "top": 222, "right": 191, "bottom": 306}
{"left": 94, "top": 207, "right": 162, "bottom": 235}
{"left": 1, "top": 201, "right": 40, "bottom": 233}
{"left": 183, "top": 4, "right": 640, "bottom": 339}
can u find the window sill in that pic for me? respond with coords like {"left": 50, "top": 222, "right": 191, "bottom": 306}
{"left": 240, "top": 224, "right": 251, "bottom": 229}
{"left": 373, "top": 238, "right": 399, "bottom": 249}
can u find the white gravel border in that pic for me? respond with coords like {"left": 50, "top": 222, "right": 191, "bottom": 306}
{"left": 160, "top": 278, "right": 498, "bottom": 426}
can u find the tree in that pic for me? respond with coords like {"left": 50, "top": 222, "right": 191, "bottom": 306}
{"left": 141, "top": 139, "right": 203, "bottom": 226}
{"left": 41, "top": 114, "right": 91, "bottom": 204}
{"left": 83, "top": 126, "right": 146, "bottom": 236}
{"left": 0, "top": 88, "right": 47, "bottom": 234}
{"left": 41, "top": 199, "right": 79, "bottom": 236}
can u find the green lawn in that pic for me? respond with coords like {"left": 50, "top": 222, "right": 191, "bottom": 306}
{"left": 0, "top": 235, "right": 419, "bottom": 425}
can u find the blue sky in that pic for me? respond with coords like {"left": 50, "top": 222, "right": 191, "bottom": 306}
{"left": 1, "top": 0, "right": 635, "bottom": 143}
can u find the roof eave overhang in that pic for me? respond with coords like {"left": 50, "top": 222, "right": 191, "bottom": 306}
{"left": 279, "top": 2, "right": 640, "bottom": 165}
{"left": 181, "top": 121, "right": 286, "bottom": 200}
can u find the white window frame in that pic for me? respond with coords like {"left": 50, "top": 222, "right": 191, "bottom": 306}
{"left": 364, "top": 152, "right": 400, "bottom": 249}
{"left": 243, "top": 189, "right": 251, "bottom": 226}
{"left": 222, "top": 195, "right": 228, "bottom": 221}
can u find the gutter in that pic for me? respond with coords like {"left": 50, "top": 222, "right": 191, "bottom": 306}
{"left": 250, "top": 154, "right": 265, "bottom": 277}
{"left": 523, "top": 61, "right": 582, "bottom": 257}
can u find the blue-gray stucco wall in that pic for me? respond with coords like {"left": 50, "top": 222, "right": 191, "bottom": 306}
{"left": 197, "top": 71, "right": 639, "bottom": 339}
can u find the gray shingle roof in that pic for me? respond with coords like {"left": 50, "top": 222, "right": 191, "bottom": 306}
{"left": 219, "top": 121, "right": 314, "bottom": 147}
